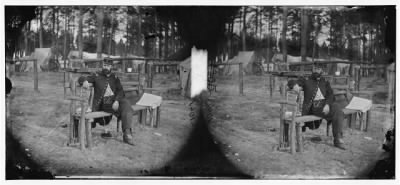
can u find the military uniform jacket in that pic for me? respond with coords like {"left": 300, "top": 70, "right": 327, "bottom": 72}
{"left": 78, "top": 71, "right": 125, "bottom": 112}
{"left": 295, "top": 76, "right": 334, "bottom": 115}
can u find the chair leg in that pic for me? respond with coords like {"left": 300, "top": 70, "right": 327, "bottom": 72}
{"left": 365, "top": 110, "right": 371, "bottom": 132}
{"left": 78, "top": 102, "right": 87, "bottom": 150}
{"left": 156, "top": 106, "right": 161, "bottom": 128}
{"left": 85, "top": 119, "right": 92, "bottom": 149}
{"left": 79, "top": 115, "right": 86, "bottom": 150}
{"left": 296, "top": 123, "right": 303, "bottom": 152}
{"left": 290, "top": 121, "right": 296, "bottom": 154}
{"left": 143, "top": 109, "right": 148, "bottom": 125}
{"left": 279, "top": 117, "right": 285, "bottom": 149}
{"left": 149, "top": 108, "right": 154, "bottom": 127}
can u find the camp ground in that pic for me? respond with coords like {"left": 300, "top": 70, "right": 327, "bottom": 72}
{"left": 5, "top": 6, "right": 396, "bottom": 179}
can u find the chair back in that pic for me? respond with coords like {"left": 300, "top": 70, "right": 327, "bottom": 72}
{"left": 285, "top": 90, "right": 302, "bottom": 117}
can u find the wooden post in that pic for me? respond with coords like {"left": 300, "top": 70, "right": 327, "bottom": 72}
{"left": 33, "top": 60, "right": 39, "bottom": 92}
{"left": 239, "top": 63, "right": 243, "bottom": 95}
{"left": 357, "top": 68, "right": 360, "bottom": 91}
{"left": 270, "top": 74, "right": 273, "bottom": 99}
{"left": 349, "top": 63, "right": 353, "bottom": 77}
{"left": 121, "top": 59, "right": 126, "bottom": 72}
{"left": 64, "top": 77, "right": 68, "bottom": 99}
{"left": 149, "top": 63, "right": 153, "bottom": 88}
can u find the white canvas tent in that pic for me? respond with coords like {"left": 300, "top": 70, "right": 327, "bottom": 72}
{"left": 68, "top": 50, "right": 120, "bottom": 60}
{"left": 179, "top": 57, "right": 191, "bottom": 97}
{"left": 20, "top": 48, "right": 52, "bottom": 72}
{"left": 223, "top": 51, "right": 257, "bottom": 76}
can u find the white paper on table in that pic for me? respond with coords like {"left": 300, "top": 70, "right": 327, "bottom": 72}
{"left": 136, "top": 93, "right": 163, "bottom": 109}
{"left": 345, "top": 96, "right": 372, "bottom": 112}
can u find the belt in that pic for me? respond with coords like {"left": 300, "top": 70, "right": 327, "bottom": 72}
{"left": 312, "top": 99, "right": 325, "bottom": 108}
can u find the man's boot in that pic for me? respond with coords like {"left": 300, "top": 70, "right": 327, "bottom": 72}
{"left": 123, "top": 129, "right": 134, "bottom": 146}
{"left": 333, "top": 138, "right": 346, "bottom": 150}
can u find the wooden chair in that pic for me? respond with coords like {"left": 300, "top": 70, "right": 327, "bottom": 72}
{"left": 278, "top": 90, "right": 324, "bottom": 154}
{"left": 278, "top": 75, "right": 372, "bottom": 154}
{"left": 67, "top": 78, "right": 113, "bottom": 150}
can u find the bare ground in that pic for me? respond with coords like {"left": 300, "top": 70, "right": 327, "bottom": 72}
{"left": 7, "top": 72, "right": 196, "bottom": 177}
{"left": 6, "top": 71, "right": 394, "bottom": 179}
{"left": 208, "top": 75, "right": 394, "bottom": 179}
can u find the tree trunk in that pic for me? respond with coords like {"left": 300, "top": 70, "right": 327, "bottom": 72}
{"left": 282, "top": 7, "right": 288, "bottom": 63}
{"left": 172, "top": 21, "right": 176, "bottom": 54}
{"left": 39, "top": 7, "right": 44, "bottom": 48}
{"left": 78, "top": 7, "right": 84, "bottom": 59}
{"left": 158, "top": 21, "right": 163, "bottom": 58}
{"left": 259, "top": 7, "right": 262, "bottom": 42}
{"left": 24, "top": 23, "right": 29, "bottom": 56}
{"left": 109, "top": 9, "right": 115, "bottom": 55}
{"left": 228, "top": 17, "right": 234, "bottom": 58}
{"left": 137, "top": 7, "right": 143, "bottom": 56}
{"left": 266, "top": 8, "right": 273, "bottom": 63}
{"left": 125, "top": 10, "right": 129, "bottom": 57}
{"left": 55, "top": 9, "right": 59, "bottom": 63}
{"left": 96, "top": 6, "right": 104, "bottom": 59}
{"left": 255, "top": 7, "right": 258, "bottom": 43}
{"left": 300, "top": 8, "right": 308, "bottom": 62}
{"left": 312, "top": 16, "right": 319, "bottom": 62}
{"left": 52, "top": 7, "right": 56, "bottom": 50}
{"left": 242, "top": 6, "right": 247, "bottom": 51}
{"left": 63, "top": 9, "right": 68, "bottom": 62}
{"left": 164, "top": 20, "right": 169, "bottom": 58}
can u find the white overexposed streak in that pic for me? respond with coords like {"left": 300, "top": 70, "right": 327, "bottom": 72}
{"left": 190, "top": 46, "right": 207, "bottom": 98}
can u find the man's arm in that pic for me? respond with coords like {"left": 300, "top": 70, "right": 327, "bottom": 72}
{"left": 78, "top": 73, "right": 96, "bottom": 85}
{"left": 325, "top": 80, "right": 334, "bottom": 106}
{"left": 114, "top": 76, "right": 125, "bottom": 101}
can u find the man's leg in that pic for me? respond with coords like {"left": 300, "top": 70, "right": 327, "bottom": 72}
{"left": 328, "top": 100, "right": 347, "bottom": 149}
{"left": 118, "top": 98, "right": 135, "bottom": 145}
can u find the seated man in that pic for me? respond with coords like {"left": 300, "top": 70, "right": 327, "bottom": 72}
{"left": 287, "top": 63, "right": 348, "bottom": 150}
{"left": 78, "top": 58, "right": 135, "bottom": 145}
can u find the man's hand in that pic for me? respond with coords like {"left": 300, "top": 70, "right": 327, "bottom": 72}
{"left": 293, "top": 84, "right": 301, "bottom": 93}
{"left": 112, "top": 101, "right": 119, "bottom": 111}
{"left": 323, "top": 104, "right": 330, "bottom": 115}
{"left": 82, "top": 80, "right": 90, "bottom": 89}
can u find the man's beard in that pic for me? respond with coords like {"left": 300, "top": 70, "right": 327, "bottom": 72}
{"left": 311, "top": 72, "right": 322, "bottom": 79}
{"left": 102, "top": 68, "right": 111, "bottom": 75}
